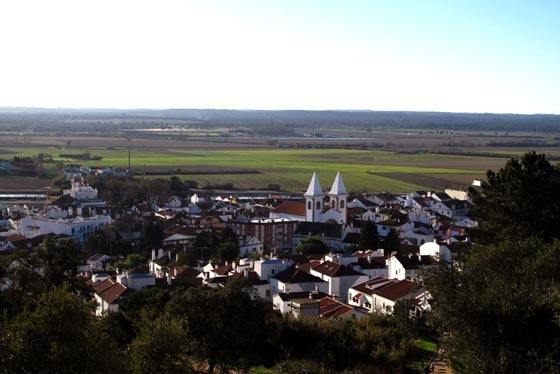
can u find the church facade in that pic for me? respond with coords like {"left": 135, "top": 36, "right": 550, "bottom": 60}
{"left": 304, "top": 171, "right": 348, "bottom": 225}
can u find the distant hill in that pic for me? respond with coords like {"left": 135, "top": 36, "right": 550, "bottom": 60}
{"left": 1, "top": 107, "right": 560, "bottom": 132}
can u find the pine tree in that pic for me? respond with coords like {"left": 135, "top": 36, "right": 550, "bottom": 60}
{"left": 358, "top": 220, "right": 379, "bottom": 250}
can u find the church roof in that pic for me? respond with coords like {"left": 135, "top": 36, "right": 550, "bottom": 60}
{"left": 304, "top": 172, "right": 325, "bottom": 197}
{"left": 329, "top": 171, "right": 348, "bottom": 196}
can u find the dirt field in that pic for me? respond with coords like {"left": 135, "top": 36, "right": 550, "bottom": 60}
{"left": 0, "top": 176, "right": 52, "bottom": 191}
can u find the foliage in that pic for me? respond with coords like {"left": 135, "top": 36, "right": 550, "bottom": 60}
{"left": 468, "top": 151, "right": 560, "bottom": 244}
{"left": 129, "top": 315, "right": 192, "bottom": 374}
{"left": 143, "top": 218, "right": 164, "bottom": 247}
{"left": 165, "top": 281, "right": 273, "bottom": 374}
{"left": 424, "top": 239, "right": 560, "bottom": 373}
{"left": 297, "top": 237, "right": 329, "bottom": 256}
{"left": 115, "top": 253, "right": 146, "bottom": 271}
{"left": 359, "top": 219, "right": 379, "bottom": 250}
{"left": 0, "top": 288, "right": 124, "bottom": 374}
{"left": 214, "top": 241, "right": 239, "bottom": 263}
{"left": 382, "top": 229, "right": 400, "bottom": 255}
{"left": 192, "top": 229, "right": 239, "bottom": 262}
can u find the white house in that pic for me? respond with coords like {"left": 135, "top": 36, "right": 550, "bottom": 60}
{"left": 87, "top": 254, "right": 111, "bottom": 272}
{"left": 91, "top": 278, "right": 128, "bottom": 316}
{"left": 63, "top": 174, "right": 99, "bottom": 201}
{"left": 117, "top": 272, "right": 156, "bottom": 290}
{"left": 239, "top": 235, "right": 263, "bottom": 257}
{"left": 387, "top": 254, "right": 433, "bottom": 280}
{"left": 254, "top": 258, "right": 291, "bottom": 280}
{"left": 310, "top": 261, "right": 366, "bottom": 301}
{"left": 348, "top": 276, "right": 430, "bottom": 315}
{"left": 270, "top": 267, "right": 328, "bottom": 296}
{"left": 419, "top": 241, "right": 451, "bottom": 263}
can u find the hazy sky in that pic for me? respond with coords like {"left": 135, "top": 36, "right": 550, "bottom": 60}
{"left": 1, "top": 0, "right": 559, "bottom": 113}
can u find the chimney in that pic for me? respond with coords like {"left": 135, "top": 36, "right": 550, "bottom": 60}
{"left": 232, "top": 261, "right": 237, "bottom": 270}
{"left": 151, "top": 249, "right": 156, "bottom": 261}
{"left": 225, "top": 260, "right": 228, "bottom": 266}
{"left": 367, "top": 254, "right": 373, "bottom": 264}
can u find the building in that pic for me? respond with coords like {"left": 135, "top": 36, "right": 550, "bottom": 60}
{"left": 348, "top": 276, "right": 430, "bottom": 315}
{"left": 227, "top": 218, "right": 298, "bottom": 252}
{"left": 20, "top": 215, "right": 112, "bottom": 244}
{"left": 304, "top": 171, "right": 348, "bottom": 225}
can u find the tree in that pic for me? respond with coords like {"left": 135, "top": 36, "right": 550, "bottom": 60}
{"left": 168, "top": 176, "right": 185, "bottom": 197}
{"left": 423, "top": 239, "right": 560, "bottom": 373}
{"left": 8, "top": 237, "right": 83, "bottom": 296}
{"left": 382, "top": 229, "right": 400, "bottom": 255}
{"left": 0, "top": 288, "right": 124, "bottom": 374}
{"left": 115, "top": 253, "right": 146, "bottom": 271}
{"left": 297, "top": 237, "right": 329, "bottom": 256}
{"left": 165, "top": 281, "right": 271, "bottom": 374}
{"left": 143, "top": 219, "right": 164, "bottom": 247}
{"left": 359, "top": 220, "right": 379, "bottom": 250}
{"left": 215, "top": 241, "right": 239, "bottom": 263}
{"left": 129, "top": 315, "right": 191, "bottom": 374}
{"left": 422, "top": 152, "right": 560, "bottom": 373}
{"left": 468, "top": 152, "right": 560, "bottom": 244}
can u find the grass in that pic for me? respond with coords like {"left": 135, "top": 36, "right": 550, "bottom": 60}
{"left": 407, "top": 338, "right": 438, "bottom": 373}
{"left": 2, "top": 147, "right": 494, "bottom": 192}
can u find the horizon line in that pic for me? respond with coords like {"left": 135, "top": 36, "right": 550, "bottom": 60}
{"left": 0, "top": 106, "right": 558, "bottom": 116}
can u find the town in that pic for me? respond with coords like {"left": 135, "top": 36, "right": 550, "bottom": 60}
{"left": 1, "top": 0, "right": 559, "bottom": 372}
{"left": 1, "top": 168, "right": 475, "bottom": 315}
{"left": 0, "top": 158, "right": 483, "bottom": 371}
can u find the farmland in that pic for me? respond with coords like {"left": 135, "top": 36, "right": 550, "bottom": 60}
{"left": 3, "top": 108, "right": 558, "bottom": 193}
{"left": 0, "top": 146, "right": 497, "bottom": 192}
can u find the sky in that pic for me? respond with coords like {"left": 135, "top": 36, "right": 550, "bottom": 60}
{"left": 0, "top": 0, "right": 559, "bottom": 114}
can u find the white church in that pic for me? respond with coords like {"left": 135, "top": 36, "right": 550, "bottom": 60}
{"left": 304, "top": 171, "right": 349, "bottom": 224}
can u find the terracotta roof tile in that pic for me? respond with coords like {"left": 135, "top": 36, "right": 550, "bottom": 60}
{"left": 273, "top": 201, "right": 306, "bottom": 217}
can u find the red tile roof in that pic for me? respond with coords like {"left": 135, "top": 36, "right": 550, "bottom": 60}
{"left": 6, "top": 234, "right": 26, "bottom": 242}
{"left": 273, "top": 201, "right": 306, "bottom": 217}
{"left": 319, "top": 297, "right": 354, "bottom": 320}
{"left": 98, "top": 283, "right": 127, "bottom": 304}
{"left": 311, "top": 261, "right": 362, "bottom": 277}
{"left": 352, "top": 276, "right": 416, "bottom": 302}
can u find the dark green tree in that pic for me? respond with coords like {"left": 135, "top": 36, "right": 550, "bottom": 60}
{"left": 359, "top": 220, "right": 379, "bottom": 250}
{"left": 0, "top": 288, "right": 124, "bottom": 374}
{"left": 382, "top": 229, "right": 400, "bottom": 255}
{"left": 215, "top": 241, "right": 239, "bottom": 263}
{"left": 142, "top": 219, "right": 164, "bottom": 247}
{"left": 129, "top": 315, "right": 191, "bottom": 374}
{"left": 468, "top": 151, "right": 560, "bottom": 244}
{"left": 165, "top": 281, "right": 271, "bottom": 374}
{"left": 115, "top": 253, "right": 146, "bottom": 271}
{"left": 297, "top": 237, "right": 329, "bottom": 256}
{"left": 423, "top": 239, "right": 560, "bottom": 373}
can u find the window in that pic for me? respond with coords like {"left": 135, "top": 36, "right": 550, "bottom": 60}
{"left": 271, "top": 269, "right": 275, "bottom": 275}
{"left": 316, "top": 201, "right": 321, "bottom": 210}
{"left": 307, "top": 201, "right": 311, "bottom": 210}
{"left": 266, "top": 290, "right": 271, "bottom": 297}
{"left": 340, "top": 200, "right": 345, "bottom": 209}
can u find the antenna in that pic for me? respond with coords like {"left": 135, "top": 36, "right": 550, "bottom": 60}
{"left": 127, "top": 137, "right": 132, "bottom": 180}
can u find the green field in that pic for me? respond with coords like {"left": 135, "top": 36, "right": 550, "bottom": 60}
{"left": 3, "top": 147, "right": 494, "bottom": 192}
